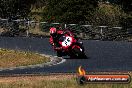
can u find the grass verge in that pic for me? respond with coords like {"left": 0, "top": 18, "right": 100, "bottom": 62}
{"left": 0, "top": 48, "right": 50, "bottom": 68}
{"left": 0, "top": 73, "right": 131, "bottom": 88}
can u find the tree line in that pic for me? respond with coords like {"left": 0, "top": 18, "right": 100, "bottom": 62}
{"left": 0, "top": 0, "right": 131, "bottom": 27}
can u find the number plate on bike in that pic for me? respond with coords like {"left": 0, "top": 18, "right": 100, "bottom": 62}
{"left": 62, "top": 36, "right": 72, "bottom": 47}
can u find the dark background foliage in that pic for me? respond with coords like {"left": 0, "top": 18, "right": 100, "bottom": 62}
{"left": 0, "top": 0, "right": 131, "bottom": 27}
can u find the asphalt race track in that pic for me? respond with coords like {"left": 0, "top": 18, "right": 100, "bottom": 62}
{"left": 0, "top": 37, "right": 132, "bottom": 75}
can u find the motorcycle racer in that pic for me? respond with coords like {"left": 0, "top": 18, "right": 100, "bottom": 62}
{"left": 49, "top": 27, "right": 77, "bottom": 57}
{"left": 49, "top": 27, "right": 63, "bottom": 49}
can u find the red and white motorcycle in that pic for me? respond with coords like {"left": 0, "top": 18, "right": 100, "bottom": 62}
{"left": 56, "top": 33, "right": 87, "bottom": 59}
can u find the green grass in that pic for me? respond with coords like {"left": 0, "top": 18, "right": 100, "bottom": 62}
{"left": 0, "top": 75, "right": 131, "bottom": 88}
{"left": 0, "top": 48, "right": 50, "bottom": 68}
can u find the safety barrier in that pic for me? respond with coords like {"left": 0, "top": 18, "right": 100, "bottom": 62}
{"left": 0, "top": 18, "right": 131, "bottom": 41}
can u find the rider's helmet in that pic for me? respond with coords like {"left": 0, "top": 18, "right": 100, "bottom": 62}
{"left": 50, "top": 27, "right": 57, "bottom": 36}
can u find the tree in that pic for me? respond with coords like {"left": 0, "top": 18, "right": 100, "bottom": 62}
{"left": 120, "top": 0, "right": 132, "bottom": 12}
{"left": 31, "top": 0, "right": 46, "bottom": 9}
{"left": 0, "top": 0, "right": 38, "bottom": 18}
{"left": 89, "top": 3, "right": 124, "bottom": 26}
{"left": 108, "top": 0, "right": 132, "bottom": 12}
{"left": 43, "top": 0, "right": 98, "bottom": 24}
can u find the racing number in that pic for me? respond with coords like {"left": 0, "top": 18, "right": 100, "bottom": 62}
{"left": 62, "top": 37, "right": 72, "bottom": 47}
{"left": 64, "top": 38, "right": 70, "bottom": 45}
{"left": 67, "top": 38, "right": 70, "bottom": 42}
{"left": 65, "top": 41, "right": 67, "bottom": 46}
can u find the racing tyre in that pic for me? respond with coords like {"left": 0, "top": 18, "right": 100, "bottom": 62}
{"left": 72, "top": 47, "right": 86, "bottom": 59}
{"left": 57, "top": 51, "right": 63, "bottom": 57}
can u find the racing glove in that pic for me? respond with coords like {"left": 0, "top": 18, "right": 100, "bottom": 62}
{"left": 51, "top": 43, "right": 55, "bottom": 46}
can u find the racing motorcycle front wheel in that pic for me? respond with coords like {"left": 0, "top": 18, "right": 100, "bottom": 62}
{"left": 71, "top": 45, "right": 87, "bottom": 59}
